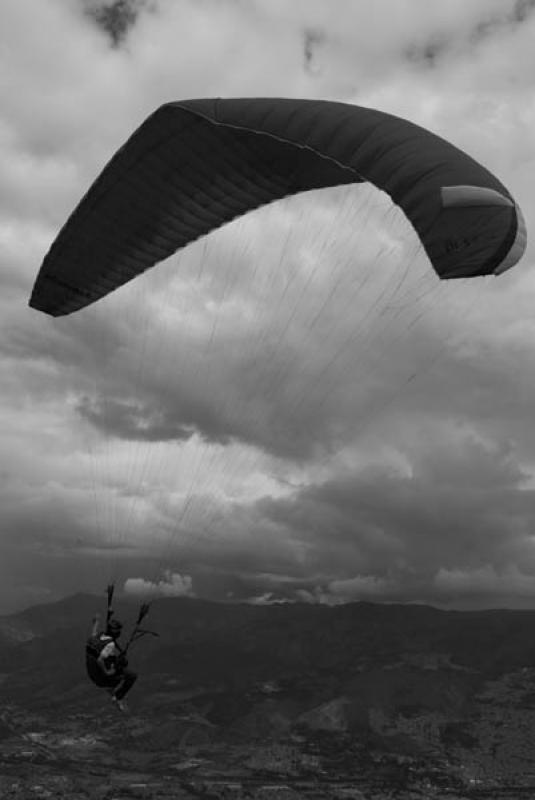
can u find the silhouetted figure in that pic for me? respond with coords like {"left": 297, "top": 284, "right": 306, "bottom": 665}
{"left": 86, "top": 614, "right": 137, "bottom": 711}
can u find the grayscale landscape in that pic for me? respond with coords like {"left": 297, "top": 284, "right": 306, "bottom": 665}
{"left": 3, "top": 595, "right": 535, "bottom": 798}
{"left": 2, "top": 2, "right": 535, "bottom": 798}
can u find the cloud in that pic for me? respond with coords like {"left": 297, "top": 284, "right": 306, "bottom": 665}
{"left": 434, "top": 563, "right": 535, "bottom": 599}
{"left": 124, "top": 570, "right": 195, "bottom": 598}
{"left": 0, "top": 0, "right": 534, "bottom": 611}
{"left": 77, "top": 396, "right": 196, "bottom": 443}
{"left": 238, "top": 427, "right": 535, "bottom": 607}
{"left": 247, "top": 592, "right": 295, "bottom": 606}
{"left": 83, "top": 0, "right": 151, "bottom": 47}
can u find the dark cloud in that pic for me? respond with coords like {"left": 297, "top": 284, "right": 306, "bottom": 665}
{"left": 77, "top": 396, "right": 196, "bottom": 443}
{"left": 303, "top": 27, "right": 326, "bottom": 74}
{"left": 405, "top": 36, "right": 450, "bottom": 68}
{"left": 472, "top": 0, "right": 535, "bottom": 36}
{"left": 0, "top": 0, "right": 533, "bottom": 613}
{"left": 250, "top": 429, "right": 535, "bottom": 598}
{"left": 405, "top": 0, "right": 535, "bottom": 67}
{"left": 83, "top": 0, "right": 150, "bottom": 46}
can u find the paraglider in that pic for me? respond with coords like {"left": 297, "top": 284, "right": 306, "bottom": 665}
{"left": 86, "top": 614, "right": 137, "bottom": 711}
{"left": 29, "top": 98, "right": 527, "bottom": 703}
{"left": 85, "top": 584, "right": 157, "bottom": 710}
{"left": 29, "top": 97, "right": 526, "bottom": 317}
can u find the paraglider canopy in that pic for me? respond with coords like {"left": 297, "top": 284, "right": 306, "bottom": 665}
{"left": 29, "top": 97, "right": 526, "bottom": 317}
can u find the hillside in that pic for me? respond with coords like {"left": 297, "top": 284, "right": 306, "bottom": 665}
{"left": 2, "top": 596, "right": 535, "bottom": 797}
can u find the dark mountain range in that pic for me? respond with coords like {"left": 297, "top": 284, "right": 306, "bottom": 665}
{"left": 3, "top": 595, "right": 535, "bottom": 706}
{"left": 3, "top": 595, "right": 535, "bottom": 797}
{"left": 3, "top": 594, "right": 535, "bottom": 677}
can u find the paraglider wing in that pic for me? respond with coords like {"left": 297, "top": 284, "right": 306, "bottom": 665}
{"left": 29, "top": 98, "right": 526, "bottom": 317}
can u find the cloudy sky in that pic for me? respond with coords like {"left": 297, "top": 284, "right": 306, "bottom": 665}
{"left": 1, "top": 0, "right": 534, "bottom": 614}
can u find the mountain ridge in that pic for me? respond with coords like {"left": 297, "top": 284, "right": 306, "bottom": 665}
{"left": 3, "top": 595, "right": 535, "bottom": 795}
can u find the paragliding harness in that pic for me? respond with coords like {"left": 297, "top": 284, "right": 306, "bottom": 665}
{"left": 86, "top": 584, "right": 158, "bottom": 685}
